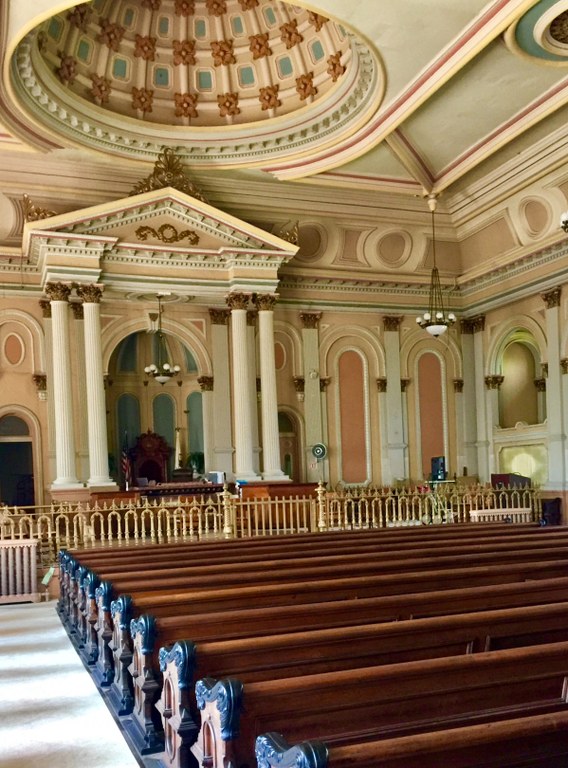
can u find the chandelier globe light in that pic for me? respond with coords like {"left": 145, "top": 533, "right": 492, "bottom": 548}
{"left": 144, "top": 294, "right": 181, "bottom": 384}
{"left": 416, "top": 196, "right": 456, "bottom": 337}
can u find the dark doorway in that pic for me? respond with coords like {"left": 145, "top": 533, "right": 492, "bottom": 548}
{"left": 0, "top": 442, "right": 35, "bottom": 506}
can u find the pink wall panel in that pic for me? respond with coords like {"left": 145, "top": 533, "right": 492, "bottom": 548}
{"left": 339, "top": 350, "right": 367, "bottom": 483}
{"left": 418, "top": 353, "right": 444, "bottom": 479}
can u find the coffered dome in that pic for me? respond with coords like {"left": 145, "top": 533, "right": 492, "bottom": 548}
{"left": 10, "top": 0, "right": 383, "bottom": 171}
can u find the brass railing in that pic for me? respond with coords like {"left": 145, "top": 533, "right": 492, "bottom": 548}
{"left": 0, "top": 483, "right": 542, "bottom": 564}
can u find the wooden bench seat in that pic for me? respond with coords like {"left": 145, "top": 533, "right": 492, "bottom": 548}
{"left": 103, "top": 573, "right": 568, "bottom": 727}
{"left": 189, "top": 641, "right": 568, "bottom": 768}
{"left": 148, "top": 601, "right": 568, "bottom": 764}
{"left": 255, "top": 709, "right": 568, "bottom": 768}
{"left": 86, "top": 554, "right": 568, "bottom": 691}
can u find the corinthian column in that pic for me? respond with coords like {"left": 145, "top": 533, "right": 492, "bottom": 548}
{"left": 76, "top": 284, "right": 116, "bottom": 488}
{"left": 255, "top": 294, "right": 287, "bottom": 480}
{"left": 46, "top": 282, "right": 81, "bottom": 488}
{"left": 227, "top": 293, "right": 260, "bottom": 481}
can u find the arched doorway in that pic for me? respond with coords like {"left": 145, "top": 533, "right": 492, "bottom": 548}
{"left": 0, "top": 414, "right": 34, "bottom": 506}
{"left": 278, "top": 411, "right": 300, "bottom": 481}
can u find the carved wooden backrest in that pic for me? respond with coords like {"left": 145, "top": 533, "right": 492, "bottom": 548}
{"left": 131, "top": 430, "right": 171, "bottom": 483}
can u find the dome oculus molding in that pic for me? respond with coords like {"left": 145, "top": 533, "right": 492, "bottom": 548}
{"left": 10, "top": 0, "right": 384, "bottom": 175}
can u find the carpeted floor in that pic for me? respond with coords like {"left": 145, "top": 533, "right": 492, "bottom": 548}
{"left": 0, "top": 600, "right": 141, "bottom": 768}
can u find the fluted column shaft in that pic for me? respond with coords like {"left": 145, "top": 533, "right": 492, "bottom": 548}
{"left": 227, "top": 294, "right": 259, "bottom": 480}
{"left": 256, "top": 295, "right": 286, "bottom": 480}
{"left": 47, "top": 283, "right": 80, "bottom": 487}
{"left": 383, "top": 317, "right": 407, "bottom": 483}
{"left": 77, "top": 285, "right": 115, "bottom": 487}
{"left": 543, "top": 289, "right": 565, "bottom": 489}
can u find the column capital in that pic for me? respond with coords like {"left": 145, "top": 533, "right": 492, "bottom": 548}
{"left": 209, "top": 308, "right": 230, "bottom": 325}
{"left": 534, "top": 377, "right": 547, "bottom": 392}
{"left": 453, "top": 378, "right": 464, "bottom": 393}
{"left": 70, "top": 302, "right": 84, "bottom": 320}
{"left": 471, "top": 315, "right": 486, "bottom": 333}
{"left": 320, "top": 377, "right": 331, "bottom": 392}
{"left": 76, "top": 284, "right": 103, "bottom": 303}
{"left": 383, "top": 316, "right": 403, "bottom": 332}
{"left": 561, "top": 358, "right": 568, "bottom": 374}
{"left": 485, "top": 374, "right": 504, "bottom": 390}
{"left": 300, "top": 312, "right": 321, "bottom": 329}
{"left": 460, "top": 319, "right": 474, "bottom": 334}
{"left": 32, "top": 373, "right": 47, "bottom": 392}
{"left": 45, "top": 282, "right": 72, "bottom": 302}
{"left": 400, "top": 378, "right": 410, "bottom": 392}
{"left": 376, "top": 377, "right": 387, "bottom": 393}
{"left": 254, "top": 293, "right": 278, "bottom": 311}
{"left": 39, "top": 299, "right": 51, "bottom": 318}
{"left": 292, "top": 376, "right": 305, "bottom": 393}
{"left": 226, "top": 292, "right": 250, "bottom": 311}
{"left": 197, "top": 375, "right": 214, "bottom": 391}
{"left": 542, "top": 287, "right": 561, "bottom": 309}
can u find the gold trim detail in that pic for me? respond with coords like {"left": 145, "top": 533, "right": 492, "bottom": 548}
{"left": 129, "top": 147, "right": 207, "bottom": 201}
{"left": 135, "top": 223, "right": 200, "bottom": 245}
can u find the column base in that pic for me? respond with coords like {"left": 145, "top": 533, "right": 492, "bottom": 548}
{"left": 261, "top": 471, "right": 290, "bottom": 481}
{"left": 87, "top": 480, "right": 120, "bottom": 490}
{"left": 235, "top": 472, "right": 262, "bottom": 482}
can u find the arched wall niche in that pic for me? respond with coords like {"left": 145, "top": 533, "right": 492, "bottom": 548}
{"left": 0, "top": 310, "right": 46, "bottom": 373}
{"left": 410, "top": 348, "right": 450, "bottom": 481}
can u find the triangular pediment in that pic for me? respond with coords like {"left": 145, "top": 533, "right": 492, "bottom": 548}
{"left": 23, "top": 187, "right": 297, "bottom": 259}
{"left": 23, "top": 187, "right": 298, "bottom": 296}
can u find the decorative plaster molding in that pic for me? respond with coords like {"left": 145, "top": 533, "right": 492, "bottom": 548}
{"left": 542, "top": 286, "right": 561, "bottom": 308}
{"left": 300, "top": 312, "right": 321, "bottom": 329}
{"left": 209, "top": 308, "right": 230, "bottom": 325}
{"left": 254, "top": 294, "right": 277, "bottom": 311}
{"left": 453, "top": 378, "right": 464, "bottom": 393}
{"left": 76, "top": 284, "right": 103, "bottom": 304}
{"left": 383, "top": 316, "right": 403, "bottom": 331}
{"left": 534, "top": 377, "right": 546, "bottom": 392}
{"left": 226, "top": 292, "right": 250, "bottom": 311}
{"left": 319, "top": 377, "right": 330, "bottom": 392}
{"left": 376, "top": 377, "right": 387, "bottom": 392}
{"left": 485, "top": 374, "right": 504, "bottom": 390}
{"left": 197, "top": 375, "right": 214, "bottom": 391}
{"left": 45, "top": 282, "right": 72, "bottom": 302}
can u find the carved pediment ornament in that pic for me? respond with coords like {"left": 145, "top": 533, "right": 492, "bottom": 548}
{"left": 129, "top": 147, "right": 207, "bottom": 202}
{"left": 22, "top": 194, "right": 57, "bottom": 222}
{"left": 136, "top": 223, "right": 200, "bottom": 245}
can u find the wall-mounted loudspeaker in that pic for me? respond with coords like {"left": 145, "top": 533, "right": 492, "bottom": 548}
{"left": 312, "top": 443, "right": 328, "bottom": 460}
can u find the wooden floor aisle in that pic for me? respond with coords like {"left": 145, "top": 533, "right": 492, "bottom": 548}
{"left": 0, "top": 600, "right": 141, "bottom": 768}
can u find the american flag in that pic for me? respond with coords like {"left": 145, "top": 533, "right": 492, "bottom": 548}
{"left": 121, "top": 433, "right": 132, "bottom": 490}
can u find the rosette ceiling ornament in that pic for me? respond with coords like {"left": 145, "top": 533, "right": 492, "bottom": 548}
{"left": 10, "top": 0, "right": 383, "bottom": 176}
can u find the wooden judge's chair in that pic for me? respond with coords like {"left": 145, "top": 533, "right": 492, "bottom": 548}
{"left": 131, "top": 430, "right": 171, "bottom": 484}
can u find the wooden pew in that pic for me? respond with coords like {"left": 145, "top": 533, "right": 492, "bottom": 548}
{"left": 189, "top": 641, "right": 568, "bottom": 768}
{"left": 88, "top": 554, "right": 568, "bottom": 693}
{"left": 61, "top": 525, "right": 568, "bottom": 632}
{"left": 102, "top": 571, "right": 568, "bottom": 729}
{"left": 150, "top": 601, "right": 568, "bottom": 764}
{"left": 254, "top": 710, "right": 568, "bottom": 768}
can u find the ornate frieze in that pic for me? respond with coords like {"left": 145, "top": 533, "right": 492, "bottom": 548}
{"left": 209, "top": 308, "right": 230, "bottom": 325}
{"left": 383, "top": 316, "right": 402, "bottom": 332}
{"left": 542, "top": 287, "right": 561, "bottom": 309}
{"left": 45, "top": 282, "right": 72, "bottom": 302}
{"left": 197, "top": 375, "right": 214, "bottom": 391}
{"left": 136, "top": 223, "right": 199, "bottom": 245}
{"left": 254, "top": 294, "right": 277, "bottom": 312}
{"left": 485, "top": 375, "right": 504, "bottom": 390}
{"left": 300, "top": 312, "right": 321, "bottom": 329}
{"left": 76, "top": 284, "right": 103, "bottom": 304}
{"left": 226, "top": 293, "right": 250, "bottom": 311}
{"left": 376, "top": 378, "right": 387, "bottom": 393}
{"left": 453, "top": 378, "right": 464, "bottom": 393}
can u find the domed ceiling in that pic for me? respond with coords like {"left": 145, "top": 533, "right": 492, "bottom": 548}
{"left": 10, "top": 0, "right": 382, "bottom": 170}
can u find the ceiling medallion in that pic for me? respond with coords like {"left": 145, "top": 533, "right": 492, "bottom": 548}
{"left": 136, "top": 223, "right": 200, "bottom": 244}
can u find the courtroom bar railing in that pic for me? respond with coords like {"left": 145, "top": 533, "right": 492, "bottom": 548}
{"left": 0, "top": 482, "right": 542, "bottom": 563}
